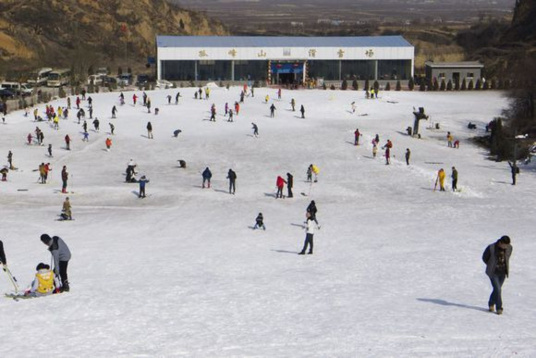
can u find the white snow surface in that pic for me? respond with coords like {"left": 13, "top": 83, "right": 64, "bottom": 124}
{"left": 0, "top": 87, "right": 535, "bottom": 357}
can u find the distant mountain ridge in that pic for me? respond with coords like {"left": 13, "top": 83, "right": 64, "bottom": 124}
{"left": 0, "top": 0, "right": 227, "bottom": 73}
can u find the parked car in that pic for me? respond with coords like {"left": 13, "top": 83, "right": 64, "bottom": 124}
{"left": 101, "top": 76, "right": 118, "bottom": 86}
{"left": 0, "top": 82, "right": 32, "bottom": 96}
{"left": 0, "top": 88, "right": 15, "bottom": 99}
{"left": 87, "top": 74, "right": 104, "bottom": 86}
{"left": 156, "top": 79, "right": 174, "bottom": 89}
{"left": 135, "top": 74, "right": 150, "bottom": 87}
{"left": 117, "top": 73, "right": 133, "bottom": 86}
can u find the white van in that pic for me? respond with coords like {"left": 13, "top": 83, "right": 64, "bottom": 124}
{"left": 0, "top": 82, "right": 33, "bottom": 96}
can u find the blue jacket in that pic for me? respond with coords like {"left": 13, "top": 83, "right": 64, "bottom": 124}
{"left": 202, "top": 168, "right": 212, "bottom": 179}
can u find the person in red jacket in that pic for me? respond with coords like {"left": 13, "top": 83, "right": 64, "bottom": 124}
{"left": 276, "top": 175, "right": 286, "bottom": 199}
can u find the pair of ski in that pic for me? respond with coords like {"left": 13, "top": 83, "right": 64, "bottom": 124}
{"left": 3, "top": 267, "right": 25, "bottom": 301}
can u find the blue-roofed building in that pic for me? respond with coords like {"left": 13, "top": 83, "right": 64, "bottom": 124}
{"left": 156, "top": 36, "right": 414, "bottom": 84}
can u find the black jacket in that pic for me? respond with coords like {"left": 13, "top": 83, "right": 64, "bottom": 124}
{"left": 0, "top": 240, "right": 6, "bottom": 265}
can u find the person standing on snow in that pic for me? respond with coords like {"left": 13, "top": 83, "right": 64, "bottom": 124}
{"left": 306, "top": 200, "right": 320, "bottom": 226}
{"left": 251, "top": 123, "right": 259, "bottom": 138}
{"left": 61, "top": 165, "right": 69, "bottom": 193}
{"left": 276, "top": 175, "right": 286, "bottom": 199}
{"left": 291, "top": 98, "right": 296, "bottom": 111}
{"left": 354, "top": 128, "right": 361, "bottom": 146}
{"left": 133, "top": 93, "right": 138, "bottom": 106}
{"left": 405, "top": 148, "right": 411, "bottom": 165}
{"left": 286, "top": 172, "right": 294, "bottom": 198}
{"left": 202, "top": 167, "right": 212, "bottom": 189}
{"left": 138, "top": 175, "right": 150, "bottom": 198}
{"left": 508, "top": 161, "right": 519, "bottom": 185}
{"left": 383, "top": 139, "right": 393, "bottom": 165}
{"left": 227, "top": 169, "right": 237, "bottom": 194}
{"left": 270, "top": 103, "right": 276, "bottom": 118}
{"left": 435, "top": 168, "right": 446, "bottom": 191}
{"left": 451, "top": 166, "right": 458, "bottom": 192}
{"left": 300, "top": 105, "right": 305, "bottom": 118}
{"left": 0, "top": 240, "right": 7, "bottom": 269}
{"left": 298, "top": 212, "right": 318, "bottom": 255}
{"left": 146, "top": 121, "right": 153, "bottom": 139}
{"left": 40, "top": 234, "right": 71, "bottom": 292}
{"left": 7, "top": 150, "right": 14, "bottom": 169}
{"left": 482, "top": 235, "right": 513, "bottom": 315}
{"left": 93, "top": 118, "right": 100, "bottom": 132}
{"left": 112, "top": 105, "right": 117, "bottom": 119}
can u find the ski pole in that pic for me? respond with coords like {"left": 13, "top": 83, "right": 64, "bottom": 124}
{"left": 4, "top": 267, "right": 20, "bottom": 293}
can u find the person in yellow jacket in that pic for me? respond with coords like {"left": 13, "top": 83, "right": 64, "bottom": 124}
{"left": 24, "top": 263, "right": 60, "bottom": 297}
{"left": 311, "top": 164, "right": 320, "bottom": 183}
{"left": 435, "top": 168, "right": 446, "bottom": 191}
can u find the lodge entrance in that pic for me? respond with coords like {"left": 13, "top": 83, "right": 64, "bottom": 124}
{"left": 271, "top": 62, "right": 304, "bottom": 85}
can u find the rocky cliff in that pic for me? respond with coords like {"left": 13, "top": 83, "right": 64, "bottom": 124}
{"left": 0, "top": 0, "right": 227, "bottom": 73}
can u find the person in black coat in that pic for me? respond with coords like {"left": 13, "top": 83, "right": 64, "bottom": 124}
{"left": 0, "top": 240, "right": 7, "bottom": 269}
{"left": 286, "top": 172, "right": 294, "bottom": 198}
{"left": 306, "top": 200, "right": 319, "bottom": 225}
{"left": 482, "top": 236, "right": 513, "bottom": 315}
{"left": 508, "top": 161, "right": 518, "bottom": 185}
{"left": 227, "top": 169, "right": 237, "bottom": 194}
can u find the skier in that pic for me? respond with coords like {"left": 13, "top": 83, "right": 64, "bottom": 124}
{"left": 286, "top": 172, "right": 294, "bottom": 198}
{"left": 291, "top": 98, "right": 296, "bottom": 111}
{"left": 22, "top": 263, "right": 61, "bottom": 297}
{"left": 227, "top": 169, "right": 237, "bottom": 194}
{"left": 76, "top": 96, "right": 80, "bottom": 109}
{"left": 252, "top": 123, "right": 259, "bottom": 138}
{"left": 64, "top": 134, "right": 71, "bottom": 150}
{"left": 300, "top": 105, "right": 305, "bottom": 118}
{"left": 39, "top": 162, "right": 46, "bottom": 184}
{"left": 138, "top": 175, "right": 149, "bottom": 198}
{"left": 175, "top": 92, "right": 181, "bottom": 104}
{"left": 508, "top": 161, "right": 519, "bottom": 185}
{"left": 383, "top": 139, "right": 393, "bottom": 165}
{"left": 61, "top": 197, "right": 72, "bottom": 220}
{"left": 265, "top": 94, "right": 269, "bottom": 103}
{"left": 147, "top": 97, "right": 151, "bottom": 113}
{"left": 27, "top": 133, "right": 33, "bottom": 145}
{"left": 143, "top": 92, "right": 147, "bottom": 106}
{"left": 88, "top": 106, "right": 93, "bottom": 119}
{"left": 447, "top": 132, "right": 453, "bottom": 147}
{"left": 276, "top": 175, "right": 286, "bottom": 199}
{"left": 40, "top": 234, "right": 71, "bottom": 292}
{"left": 354, "top": 128, "right": 361, "bottom": 146}
{"left": 228, "top": 109, "right": 234, "bottom": 122}
{"left": 298, "top": 212, "right": 318, "bottom": 255}
{"left": 105, "top": 137, "right": 112, "bottom": 150}
{"left": 270, "top": 103, "right": 276, "bottom": 118}
{"left": 109, "top": 123, "right": 115, "bottom": 135}
{"left": 48, "top": 144, "right": 52, "bottom": 157}
{"left": 311, "top": 164, "right": 320, "bottom": 182}
{"left": 277, "top": 88, "right": 282, "bottom": 99}
{"left": 225, "top": 102, "right": 229, "bottom": 115}
{"left": 202, "top": 167, "right": 212, "bottom": 189}
{"left": 61, "top": 165, "right": 69, "bottom": 193}
{"left": 306, "top": 164, "right": 313, "bottom": 182}
{"left": 93, "top": 118, "right": 100, "bottom": 132}
{"left": 133, "top": 93, "right": 138, "bottom": 106}
{"left": 451, "top": 166, "right": 458, "bottom": 192}
{"left": 253, "top": 213, "right": 266, "bottom": 230}
{"left": 482, "top": 235, "right": 512, "bottom": 315}
{"left": 7, "top": 150, "right": 14, "bottom": 169}
{"left": 126, "top": 159, "right": 137, "bottom": 182}
{"left": 210, "top": 104, "right": 216, "bottom": 121}
{"left": 435, "top": 168, "right": 446, "bottom": 191}
{"left": 405, "top": 148, "right": 411, "bottom": 165}
{"left": 0, "top": 239, "right": 6, "bottom": 269}
{"left": 82, "top": 131, "right": 89, "bottom": 142}
{"left": 351, "top": 101, "right": 356, "bottom": 113}
{"left": 118, "top": 93, "right": 123, "bottom": 106}
{"left": 147, "top": 122, "right": 153, "bottom": 139}
{"left": 198, "top": 88, "right": 203, "bottom": 100}
{"left": 306, "top": 200, "right": 319, "bottom": 225}
{"left": 166, "top": 94, "right": 172, "bottom": 104}
{"left": 205, "top": 87, "right": 210, "bottom": 99}
{"left": 234, "top": 101, "right": 240, "bottom": 115}
{"left": 173, "top": 129, "right": 182, "bottom": 138}
{"left": 372, "top": 140, "right": 378, "bottom": 158}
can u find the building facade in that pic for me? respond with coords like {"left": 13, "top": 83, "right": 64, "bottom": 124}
{"left": 156, "top": 36, "right": 414, "bottom": 84}
{"left": 425, "top": 61, "right": 484, "bottom": 83}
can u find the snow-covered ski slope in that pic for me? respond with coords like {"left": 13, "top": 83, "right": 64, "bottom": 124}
{"left": 1, "top": 86, "right": 535, "bottom": 357}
